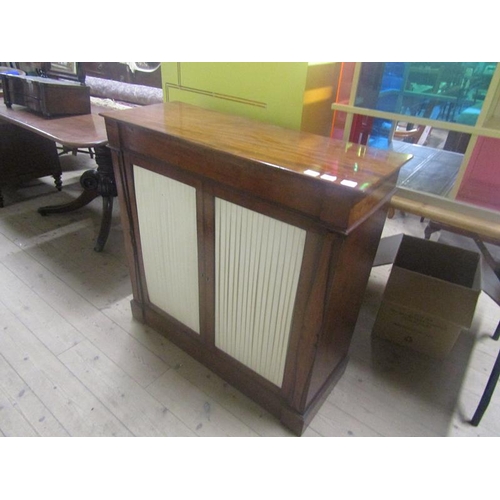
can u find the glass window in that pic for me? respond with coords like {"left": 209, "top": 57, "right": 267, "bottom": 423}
{"left": 330, "top": 62, "right": 499, "bottom": 205}
{"left": 355, "top": 62, "right": 497, "bottom": 126}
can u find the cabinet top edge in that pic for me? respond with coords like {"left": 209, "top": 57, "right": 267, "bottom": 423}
{"left": 101, "top": 102, "right": 412, "bottom": 194}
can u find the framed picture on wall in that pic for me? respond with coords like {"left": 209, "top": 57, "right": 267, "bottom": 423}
{"left": 42, "top": 62, "right": 85, "bottom": 83}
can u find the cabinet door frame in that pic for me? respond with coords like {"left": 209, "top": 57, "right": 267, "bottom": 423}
{"left": 118, "top": 149, "right": 344, "bottom": 406}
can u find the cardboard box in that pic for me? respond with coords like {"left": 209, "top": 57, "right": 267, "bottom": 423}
{"left": 372, "top": 235, "right": 481, "bottom": 358}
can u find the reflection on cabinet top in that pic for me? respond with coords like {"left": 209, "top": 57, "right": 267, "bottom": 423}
{"left": 102, "top": 102, "right": 412, "bottom": 233}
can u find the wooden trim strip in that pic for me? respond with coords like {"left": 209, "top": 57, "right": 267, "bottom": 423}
{"left": 164, "top": 83, "right": 267, "bottom": 109}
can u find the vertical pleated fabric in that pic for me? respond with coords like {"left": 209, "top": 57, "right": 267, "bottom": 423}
{"left": 215, "top": 198, "right": 306, "bottom": 387}
{"left": 134, "top": 165, "right": 200, "bottom": 334}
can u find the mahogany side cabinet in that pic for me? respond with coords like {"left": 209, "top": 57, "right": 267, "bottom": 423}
{"left": 102, "top": 102, "right": 411, "bottom": 435}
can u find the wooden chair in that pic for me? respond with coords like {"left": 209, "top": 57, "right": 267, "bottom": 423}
{"left": 57, "top": 145, "right": 94, "bottom": 158}
{"left": 392, "top": 102, "right": 440, "bottom": 145}
{"left": 393, "top": 122, "right": 427, "bottom": 144}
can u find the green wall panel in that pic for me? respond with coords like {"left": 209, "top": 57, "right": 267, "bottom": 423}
{"left": 161, "top": 62, "right": 310, "bottom": 130}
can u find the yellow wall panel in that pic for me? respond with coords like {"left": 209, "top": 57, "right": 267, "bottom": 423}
{"left": 162, "top": 62, "right": 310, "bottom": 131}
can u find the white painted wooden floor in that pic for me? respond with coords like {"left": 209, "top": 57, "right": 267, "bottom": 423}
{"left": 1, "top": 152, "right": 499, "bottom": 438}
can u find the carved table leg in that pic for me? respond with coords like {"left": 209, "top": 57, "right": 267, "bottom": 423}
{"left": 38, "top": 145, "right": 117, "bottom": 252}
{"left": 54, "top": 173, "right": 63, "bottom": 191}
{"left": 95, "top": 196, "right": 114, "bottom": 252}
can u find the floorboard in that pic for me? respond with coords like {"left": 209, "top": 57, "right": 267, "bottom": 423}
{"left": 0, "top": 153, "right": 499, "bottom": 438}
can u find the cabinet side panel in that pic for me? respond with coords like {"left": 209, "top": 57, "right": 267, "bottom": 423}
{"left": 133, "top": 165, "right": 200, "bottom": 334}
{"left": 215, "top": 198, "right": 306, "bottom": 387}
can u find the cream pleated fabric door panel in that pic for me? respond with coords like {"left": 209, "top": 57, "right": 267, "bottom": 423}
{"left": 215, "top": 198, "right": 306, "bottom": 387}
{"left": 133, "top": 165, "right": 200, "bottom": 334}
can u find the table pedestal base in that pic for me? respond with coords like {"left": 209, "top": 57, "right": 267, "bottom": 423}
{"left": 38, "top": 145, "right": 117, "bottom": 252}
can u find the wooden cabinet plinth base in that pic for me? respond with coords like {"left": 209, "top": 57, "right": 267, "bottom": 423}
{"left": 131, "top": 296, "right": 350, "bottom": 434}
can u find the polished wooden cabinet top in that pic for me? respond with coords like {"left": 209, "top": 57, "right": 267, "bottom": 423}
{"left": 102, "top": 102, "right": 412, "bottom": 193}
{"left": 102, "top": 102, "right": 412, "bottom": 232}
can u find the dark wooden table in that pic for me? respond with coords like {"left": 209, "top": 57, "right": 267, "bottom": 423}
{"left": 0, "top": 103, "right": 116, "bottom": 251}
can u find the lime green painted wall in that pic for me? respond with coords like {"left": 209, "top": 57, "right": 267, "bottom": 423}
{"left": 161, "top": 62, "right": 310, "bottom": 130}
